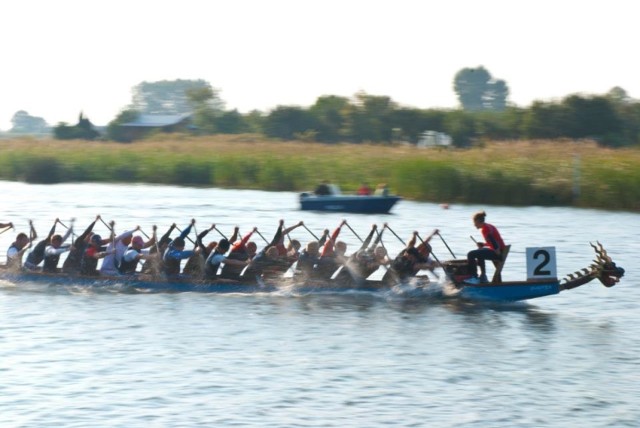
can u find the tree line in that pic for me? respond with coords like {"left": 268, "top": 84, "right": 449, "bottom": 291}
{"left": 8, "top": 68, "right": 640, "bottom": 147}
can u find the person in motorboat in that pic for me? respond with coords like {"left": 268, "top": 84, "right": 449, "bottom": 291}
{"left": 357, "top": 183, "right": 372, "bottom": 195}
{"left": 466, "top": 210, "right": 506, "bottom": 284}
{"left": 314, "top": 181, "right": 332, "bottom": 196}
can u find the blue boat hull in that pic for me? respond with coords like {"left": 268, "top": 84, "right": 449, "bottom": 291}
{"left": 299, "top": 194, "right": 401, "bottom": 213}
{"left": 458, "top": 280, "right": 561, "bottom": 301}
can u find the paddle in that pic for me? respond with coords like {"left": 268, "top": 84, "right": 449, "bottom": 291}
{"left": 255, "top": 229, "right": 270, "bottom": 246}
{"left": 385, "top": 224, "right": 406, "bottom": 246}
{"left": 344, "top": 221, "right": 363, "bottom": 243}
{"left": 437, "top": 231, "right": 456, "bottom": 258}
{"left": 302, "top": 223, "right": 320, "bottom": 241}
{"left": 212, "top": 225, "right": 228, "bottom": 240}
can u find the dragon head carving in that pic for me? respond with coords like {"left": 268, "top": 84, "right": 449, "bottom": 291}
{"left": 562, "top": 242, "right": 625, "bottom": 289}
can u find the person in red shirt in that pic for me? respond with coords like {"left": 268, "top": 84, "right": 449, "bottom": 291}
{"left": 466, "top": 211, "right": 506, "bottom": 283}
{"left": 357, "top": 183, "right": 372, "bottom": 195}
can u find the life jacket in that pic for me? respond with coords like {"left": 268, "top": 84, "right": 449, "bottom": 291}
{"left": 63, "top": 240, "right": 87, "bottom": 273}
{"left": 25, "top": 240, "right": 48, "bottom": 266}
{"left": 6, "top": 243, "right": 22, "bottom": 269}
{"left": 219, "top": 250, "right": 248, "bottom": 280}
{"left": 80, "top": 247, "right": 100, "bottom": 276}
{"left": 391, "top": 252, "right": 414, "bottom": 279}
{"left": 205, "top": 251, "right": 226, "bottom": 279}
{"left": 119, "top": 248, "right": 140, "bottom": 274}
{"left": 43, "top": 247, "right": 61, "bottom": 273}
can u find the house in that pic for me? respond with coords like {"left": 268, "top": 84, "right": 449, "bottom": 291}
{"left": 417, "top": 130, "right": 452, "bottom": 148}
{"left": 119, "top": 113, "right": 193, "bottom": 141}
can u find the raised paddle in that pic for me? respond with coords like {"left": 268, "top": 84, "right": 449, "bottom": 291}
{"left": 302, "top": 223, "right": 320, "bottom": 241}
{"left": 437, "top": 231, "right": 456, "bottom": 258}
{"left": 212, "top": 225, "right": 228, "bottom": 240}
{"left": 344, "top": 221, "right": 363, "bottom": 243}
{"left": 385, "top": 224, "right": 406, "bottom": 246}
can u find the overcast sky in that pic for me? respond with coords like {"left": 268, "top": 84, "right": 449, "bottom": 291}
{"left": 1, "top": 0, "right": 637, "bottom": 130}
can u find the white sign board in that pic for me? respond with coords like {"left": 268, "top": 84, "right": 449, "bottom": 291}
{"left": 526, "top": 247, "right": 557, "bottom": 280}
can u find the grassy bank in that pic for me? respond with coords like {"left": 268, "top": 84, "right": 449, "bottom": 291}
{"left": 1, "top": 135, "right": 638, "bottom": 211}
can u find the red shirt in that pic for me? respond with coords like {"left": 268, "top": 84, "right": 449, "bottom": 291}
{"left": 481, "top": 223, "right": 505, "bottom": 252}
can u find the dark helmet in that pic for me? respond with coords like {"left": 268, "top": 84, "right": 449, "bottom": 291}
{"left": 91, "top": 234, "right": 102, "bottom": 244}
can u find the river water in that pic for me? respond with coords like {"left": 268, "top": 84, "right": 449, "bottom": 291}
{"left": 0, "top": 181, "right": 638, "bottom": 427}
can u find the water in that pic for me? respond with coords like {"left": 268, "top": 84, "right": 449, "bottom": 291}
{"left": 0, "top": 181, "right": 638, "bottom": 427}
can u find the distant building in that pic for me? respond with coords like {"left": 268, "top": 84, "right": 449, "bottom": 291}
{"left": 417, "top": 131, "right": 452, "bottom": 148}
{"left": 119, "top": 113, "right": 193, "bottom": 141}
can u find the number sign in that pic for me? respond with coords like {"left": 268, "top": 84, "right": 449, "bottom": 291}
{"left": 526, "top": 247, "right": 557, "bottom": 280}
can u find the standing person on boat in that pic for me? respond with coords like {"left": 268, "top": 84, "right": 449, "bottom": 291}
{"left": 80, "top": 234, "right": 114, "bottom": 276}
{"left": 119, "top": 236, "right": 154, "bottom": 275}
{"left": 204, "top": 238, "right": 248, "bottom": 280}
{"left": 162, "top": 220, "right": 196, "bottom": 277}
{"left": 5, "top": 221, "right": 36, "bottom": 270}
{"left": 99, "top": 223, "right": 141, "bottom": 276}
{"left": 43, "top": 232, "right": 73, "bottom": 273}
{"left": 24, "top": 219, "right": 60, "bottom": 271}
{"left": 466, "top": 210, "right": 506, "bottom": 284}
{"left": 62, "top": 215, "right": 101, "bottom": 274}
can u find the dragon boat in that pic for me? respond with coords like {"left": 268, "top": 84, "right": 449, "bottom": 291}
{"left": 0, "top": 243, "right": 625, "bottom": 302}
{"left": 441, "top": 242, "right": 625, "bottom": 301}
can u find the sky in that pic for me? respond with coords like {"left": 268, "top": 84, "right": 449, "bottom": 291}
{"left": 1, "top": 0, "right": 638, "bottom": 130}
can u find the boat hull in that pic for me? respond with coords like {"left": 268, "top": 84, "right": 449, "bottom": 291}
{"left": 299, "top": 194, "right": 401, "bottom": 214}
{"left": 458, "top": 280, "right": 561, "bottom": 301}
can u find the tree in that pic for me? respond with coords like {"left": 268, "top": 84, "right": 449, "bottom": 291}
{"left": 453, "top": 66, "right": 510, "bottom": 111}
{"left": 215, "top": 109, "right": 250, "bottom": 134}
{"left": 263, "top": 106, "right": 317, "bottom": 140}
{"left": 349, "top": 92, "right": 397, "bottom": 143}
{"left": 9, "top": 110, "right": 49, "bottom": 134}
{"left": 309, "top": 95, "right": 350, "bottom": 143}
{"left": 130, "top": 79, "right": 224, "bottom": 115}
{"left": 53, "top": 112, "right": 100, "bottom": 140}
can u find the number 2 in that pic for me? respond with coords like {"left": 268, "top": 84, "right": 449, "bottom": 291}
{"left": 533, "top": 249, "right": 551, "bottom": 276}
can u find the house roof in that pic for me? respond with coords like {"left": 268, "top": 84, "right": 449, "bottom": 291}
{"left": 121, "top": 113, "right": 192, "bottom": 127}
